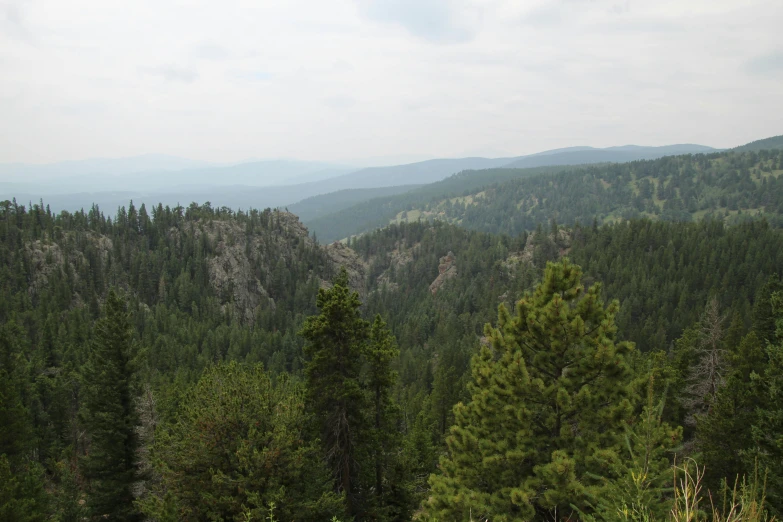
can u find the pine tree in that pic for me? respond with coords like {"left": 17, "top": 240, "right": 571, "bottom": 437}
{"left": 364, "top": 315, "right": 402, "bottom": 518}
{"left": 750, "top": 290, "right": 783, "bottom": 513}
{"left": 0, "top": 321, "right": 32, "bottom": 465}
{"left": 752, "top": 275, "right": 782, "bottom": 345}
{"left": 695, "top": 331, "right": 765, "bottom": 494}
{"left": 300, "top": 267, "right": 369, "bottom": 515}
{"left": 139, "top": 362, "right": 343, "bottom": 521}
{"left": 592, "top": 375, "right": 682, "bottom": 521}
{"left": 425, "top": 259, "right": 635, "bottom": 521}
{"left": 0, "top": 322, "right": 47, "bottom": 520}
{"left": 80, "top": 289, "right": 142, "bottom": 521}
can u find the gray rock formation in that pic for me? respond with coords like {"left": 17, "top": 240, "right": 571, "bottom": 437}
{"left": 429, "top": 251, "right": 457, "bottom": 295}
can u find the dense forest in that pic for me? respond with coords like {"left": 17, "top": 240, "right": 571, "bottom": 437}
{"left": 305, "top": 165, "right": 577, "bottom": 242}
{"left": 2, "top": 183, "right": 783, "bottom": 520}
{"left": 309, "top": 148, "right": 783, "bottom": 242}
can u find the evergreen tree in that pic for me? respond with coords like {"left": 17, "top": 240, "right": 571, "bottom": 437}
{"left": 364, "top": 315, "right": 403, "bottom": 518}
{"left": 80, "top": 289, "right": 141, "bottom": 521}
{"left": 750, "top": 291, "right": 783, "bottom": 513}
{"left": 425, "top": 259, "right": 635, "bottom": 521}
{"left": 0, "top": 454, "right": 47, "bottom": 522}
{"left": 140, "top": 362, "right": 342, "bottom": 521}
{"left": 300, "top": 267, "right": 369, "bottom": 515}
{"left": 0, "top": 321, "right": 47, "bottom": 520}
{"left": 753, "top": 275, "right": 783, "bottom": 345}
{"left": 695, "top": 331, "right": 765, "bottom": 494}
{"left": 0, "top": 321, "right": 32, "bottom": 465}
{"left": 590, "top": 375, "right": 681, "bottom": 521}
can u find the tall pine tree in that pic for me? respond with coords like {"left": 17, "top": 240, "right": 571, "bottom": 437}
{"left": 364, "top": 315, "right": 403, "bottom": 519}
{"left": 750, "top": 290, "right": 783, "bottom": 513}
{"left": 300, "top": 267, "right": 369, "bottom": 516}
{"left": 425, "top": 259, "right": 635, "bottom": 521}
{"left": 80, "top": 289, "right": 142, "bottom": 521}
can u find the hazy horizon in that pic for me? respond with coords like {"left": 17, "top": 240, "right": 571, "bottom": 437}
{"left": 2, "top": 0, "right": 781, "bottom": 165}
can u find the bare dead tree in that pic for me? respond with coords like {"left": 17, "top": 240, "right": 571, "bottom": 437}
{"left": 683, "top": 297, "right": 728, "bottom": 427}
{"left": 133, "top": 382, "right": 158, "bottom": 498}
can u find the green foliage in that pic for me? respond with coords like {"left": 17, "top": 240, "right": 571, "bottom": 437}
{"left": 310, "top": 149, "right": 783, "bottom": 242}
{"left": 2, "top": 193, "right": 783, "bottom": 519}
{"left": 425, "top": 259, "right": 636, "bottom": 521}
{"left": 590, "top": 377, "right": 682, "bottom": 522}
{"left": 0, "top": 321, "right": 33, "bottom": 462}
{"left": 300, "top": 267, "right": 369, "bottom": 514}
{"left": 0, "top": 454, "right": 47, "bottom": 522}
{"left": 750, "top": 291, "right": 783, "bottom": 513}
{"left": 140, "top": 361, "right": 343, "bottom": 521}
{"left": 696, "top": 332, "right": 766, "bottom": 493}
{"left": 364, "top": 315, "right": 404, "bottom": 518}
{"left": 307, "top": 165, "right": 575, "bottom": 242}
{"left": 570, "top": 219, "right": 783, "bottom": 352}
{"left": 80, "top": 289, "right": 142, "bottom": 520}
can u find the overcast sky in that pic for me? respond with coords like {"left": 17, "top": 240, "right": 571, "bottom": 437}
{"left": 1, "top": 0, "right": 781, "bottom": 164}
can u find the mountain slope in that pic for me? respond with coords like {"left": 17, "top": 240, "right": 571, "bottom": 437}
{"left": 5, "top": 197, "right": 783, "bottom": 516}
{"left": 304, "top": 165, "right": 577, "bottom": 242}
{"left": 287, "top": 185, "right": 422, "bottom": 221}
{"left": 295, "top": 144, "right": 717, "bottom": 194}
{"left": 503, "top": 145, "right": 716, "bottom": 169}
{"left": 308, "top": 148, "right": 783, "bottom": 242}
{"left": 733, "top": 135, "right": 783, "bottom": 152}
{"left": 2, "top": 143, "right": 717, "bottom": 214}
{"left": 396, "top": 149, "right": 783, "bottom": 237}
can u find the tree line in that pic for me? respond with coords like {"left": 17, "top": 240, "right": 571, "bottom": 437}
{"left": 2, "top": 199, "right": 783, "bottom": 519}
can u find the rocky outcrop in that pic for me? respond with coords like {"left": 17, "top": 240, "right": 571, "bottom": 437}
{"left": 25, "top": 241, "right": 67, "bottom": 296}
{"left": 502, "top": 229, "right": 572, "bottom": 272}
{"left": 174, "top": 211, "right": 318, "bottom": 323}
{"left": 429, "top": 251, "right": 457, "bottom": 295}
{"left": 24, "top": 232, "right": 112, "bottom": 304}
{"left": 208, "top": 238, "right": 271, "bottom": 324}
{"left": 22, "top": 210, "right": 372, "bottom": 322}
{"left": 375, "top": 243, "right": 417, "bottom": 291}
{"left": 324, "top": 241, "right": 367, "bottom": 293}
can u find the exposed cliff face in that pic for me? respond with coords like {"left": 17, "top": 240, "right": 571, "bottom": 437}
{"left": 25, "top": 232, "right": 113, "bottom": 306}
{"left": 24, "top": 210, "right": 369, "bottom": 324}
{"left": 31, "top": 211, "right": 521, "bottom": 322}
{"left": 324, "top": 241, "right": 367, "bottom": 293}
{"left": 429, "top": 251, "right": 457, "bottom": 295}
{"left": 375, "top": 243, "right": 417, "bottom": 291}
{"left": 502, "top": 229, "right": 572, "bottom": 273}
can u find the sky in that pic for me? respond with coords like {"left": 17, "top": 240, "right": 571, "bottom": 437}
{"left": 1, "top": 0, "right": 781, "bottom": 164}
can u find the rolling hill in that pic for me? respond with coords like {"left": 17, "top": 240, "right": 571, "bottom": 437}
{"left": 306, "top": 146, "right": 783, "bottom": 242}
{"left": 1, "top": 143, "right": 717, "bottom": 214}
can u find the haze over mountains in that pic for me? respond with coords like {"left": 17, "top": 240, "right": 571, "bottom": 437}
{"left": 1, "top": 142, "right": 718, "bottom": 214}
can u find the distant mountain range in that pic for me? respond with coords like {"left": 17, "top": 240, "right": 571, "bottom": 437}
{"left": 304, "top": 140, "right": 783, "bottom": 242}
{"left": 0, "top": 141, "right": 731, "bottom": 214}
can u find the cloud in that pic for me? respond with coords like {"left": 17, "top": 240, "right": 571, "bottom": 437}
{"left": 142, "top": 65, "right": 199, "bottom": 83}
{"left": 1, "top": 0, "right": 35, "bottom": 42}
{"left": 745, "top": 51, "right": 783, "bottom": 76}
{"left": 356, "top": 0, "right": 481, "bottom": 44}
{"left": 191, "top": 42, "right": 230, "bottom": 61}
{"left": 54, "top": 101, "right": 108, "bottom": 115}
{"left": 323, "top": 95, "right": 356, "bottom": 109}
{"left": 232, "top": 70, "right": 272, "bottom": 81}
{"left": 519, "top": 4, "right": 565, "bottom": 26}
{"left": 1, "top": 0, "right": 782, "bottom": 163}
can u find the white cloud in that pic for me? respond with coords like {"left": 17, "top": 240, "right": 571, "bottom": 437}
{"left": 0, "top": 0, "right": 781, "bottom": 164}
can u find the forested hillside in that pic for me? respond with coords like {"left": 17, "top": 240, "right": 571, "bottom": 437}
{"left": 733, "top": 134, "right": 783, "bottom": 152}
{"left": 310, "top": 148, "right": 783, "bottom": 242}
{"left": 306, "top": 165, "right": 578, "bottom": 242}
{"left": 287, "top": 185, "right": 421, "bottom": 222}
{"left": 3, "top": 196, "right": 783, "bottom": 519}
